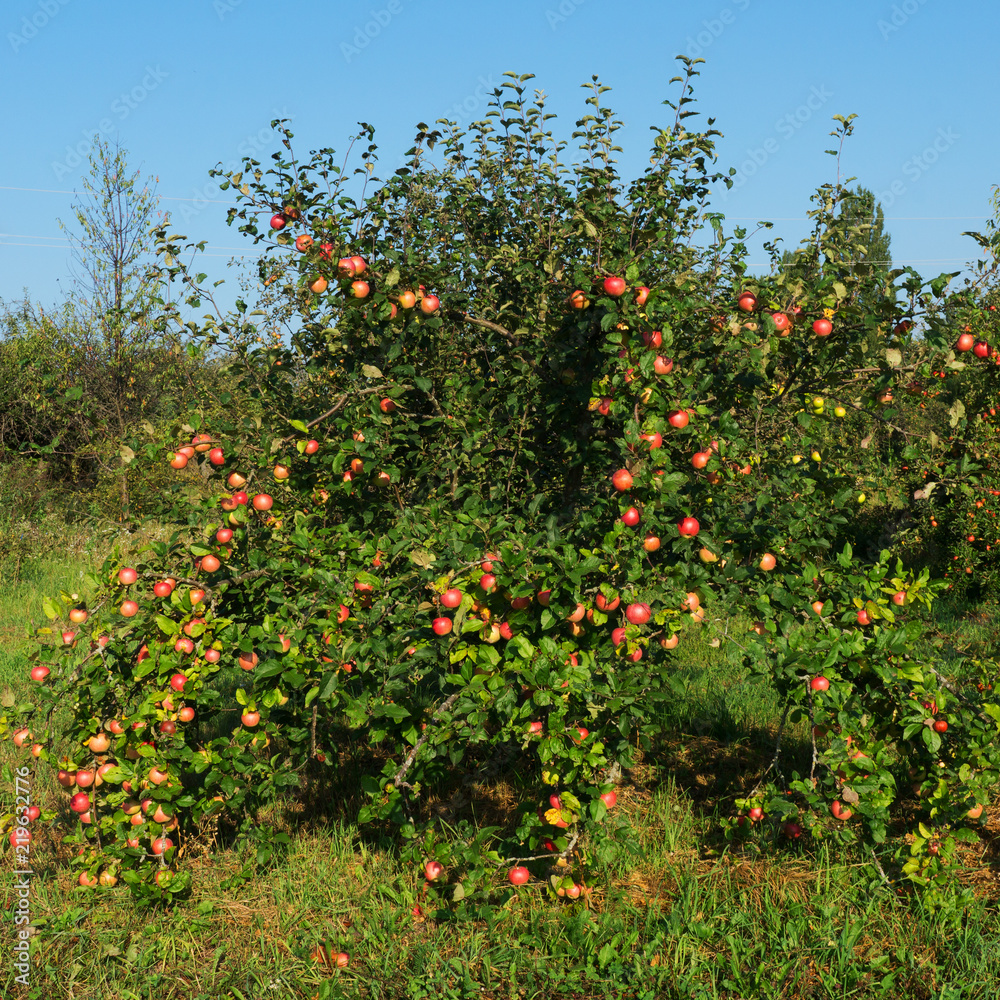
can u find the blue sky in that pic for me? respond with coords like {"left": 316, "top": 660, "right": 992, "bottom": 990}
{"left": 2, "top": 0, "right": 995, "bottom": 313}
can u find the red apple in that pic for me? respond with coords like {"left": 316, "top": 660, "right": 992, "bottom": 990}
{"left": 625, "top": 602, "right": 651, "bottom": 625}
{"left": 508, "top": 865, "right": 530, "bottom": 885}
{"left": 621, "top": 506, "right": 640, "bottom": 527}
{"left": 424, "top": 860, "right": 444, "bottom": 881}
{"left": 677, "top": 517, "right": 700, "bottom": 537}
{"left": 603, "top": 276, "right": 626, "bottom": 297}
{"left": 771, "top": 312, "right": 789, "bottom": 332}
{"left": 118, "top": 567, "right": 138, "bottom": 585}
{"left": 241, "top": 710, "right": 261, "bottom": 727}
{"left": 612, "top": 469, "right": 633, "bottom": 491}
{"left": 812, "top": 318, "right": 833, "bottom": 337}
{"left": 169, "top": 673, "right": 187, "bottom": 692}
{"left": 31, "top": 664, "right": 50, "bottom": 682}
{"left": 956, "top": 332, "right": 975, "bottom": 352}
{"left": 810, "top": 676, "right": 830, "bottom": 692}
{"left": 667, "top": 409, "right": 689, "bottom": 429}
{"left": 738, "top": 292, "right": 757, "bottom": 312}
{"left": 432, "top": 617, "right": 453, "bottom": 636}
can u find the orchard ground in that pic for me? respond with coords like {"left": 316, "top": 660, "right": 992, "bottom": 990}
{"left": 4, "top": 530, "right": 1000, "bottom": 999}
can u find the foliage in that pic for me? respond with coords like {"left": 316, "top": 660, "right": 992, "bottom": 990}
{"left": 7, "top": 64, "right": 1000, "bottom": 910}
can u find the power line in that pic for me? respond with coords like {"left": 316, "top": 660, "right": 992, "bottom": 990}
{"left": 0, "top": 184, "right": 237, "bottom": 204}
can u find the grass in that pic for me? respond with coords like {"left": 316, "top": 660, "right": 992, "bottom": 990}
{"left": 5, "top": 542, "right": 1000, "bottom": 998}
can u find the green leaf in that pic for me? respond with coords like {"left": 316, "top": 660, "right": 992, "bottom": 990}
{"left": 42, "top": 598, "right": 60, "bottom": 621}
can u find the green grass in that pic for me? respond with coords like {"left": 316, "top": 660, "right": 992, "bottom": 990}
{"left": 5, "top": 545, "right": 1000, "bottom": 998}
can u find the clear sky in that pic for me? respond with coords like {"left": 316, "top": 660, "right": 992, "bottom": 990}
{"left": 2, "top": 0, "right": 995, "bottom": 313}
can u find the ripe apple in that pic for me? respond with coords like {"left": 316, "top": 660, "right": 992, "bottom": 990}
{"left": 771, "top": 312, "right": 789, "bottom": 332}
{"left": 956, "top": 332, "right": 975, "bottom": 352}
{"left": 118, "top": 567, "right": 138, "bottom": 585}
{"left": 208, "top": 447, "right": 225, "bottom": 466}
{"left": 87, "top": 732, "right": 110, "bottom": 754}
{"left": 634, "top": 285, "right": 650, "bottom": 306}
{"left": 169, "top": 452, "right": 188, "bottom": 469}
{"left": 643, "top": 533, "right": 660, "bottom": 552}
{"left": 508, "top": 865, "right": 530, "bottom": 886}
{"left": 667, "top": 409, "right": 689, "bottom": 429}
{"left": 252, "top": 494, "right": 274, "bottom": 511}
{"left": 189, "top": 589, "right": 206, "bottom": 606}
{"left": 537, "top": 590, "right": 551, "bottom": 606}
{"left": 566, "top": 603, "right": 586, "bottom": 623}
{"left": 641, "top": 330, "right": 662, "bottom": 348}
{"left": 120, "top": 600, "right": 139, "bottom": 617}
{"left": 62, "top": 630, "right": 76, "bottom": 645}
{"left": 30, "top": 664, "right": 50, "bottom": 682}
{"left": 169, "top": 673, "right": 187, "bottom": 692}
{"left": 831, "top": 800, "right": 852, "bottom": 820}
{"left": 70, "top": 792, "right": 90, "bottom": 813}
{"left": 148, "top": 767, "right": 169, "bottom": 786}
{"left": 737, "top": 292, "right": 756, "bottom": 312}
{"left": 975, "top": 340, "right": 991, "bottom": 358}
{"left": 200, "top": 554, "right": 221, "bottom": 574}
{"left": 270, "top": 213, "right": 286, "bottom": 230}
{"left": 68, "top": 607, "right": 88, "bottom": 625}
{"left": 178, "top": 706, "right": 195, "bottom": 723}
{"left": 653, "top": 356, "right": 674, "bottom": 376}
{"left": 242, "top": 710, "right": 261, "bottom": 727}
{"left": 811, "top": 601, "right": 825, "bottom": 616}
{"left": 238, "top": 650, "right": 259, "bottom": 671}
{"left": 350, "top": 280, "right": 370, "bottom": 299}
{"left": 479, "top": 574, "right": 496, "bottom": 592}
{"left": 621, "top": 506, "right": 640, "bottom": 527}
{"left": 57, "top": 770, "right": 74, "bottom": 788}
{"left": 856, "top": 609, "right": 872, "bottom": 626}
{"left": 782, "top": 821, "right": 802, "bottom": 839}
{"left": 810, "top": 676, "right": 830, "bottom": 692}
{"left": 573, "top": 726, "right": 589, "bottom": 743}
{"left": 78, "top": 871, "right": 99, "bottom": 887}
{"left": 603, "top": 276, "right": 626, "bottom": 297}
{"left": 677, "top": 517, "right": 700, "bottom": 537}
{"left": 12, "top": 728, "right": 31, "bottom": 748}
{"left": 639, "top": 432, "right": 662, "bottom": 450}
{"left": 892, "top": 591, "right": 906, "bottom": 606}
{"left": 227, "top": 472, "right": 247, "bottom": 489}
{"left": 569, "top": 289, "right": 589, "bottom": 309}
{"left": 600, "top": 790, "right": 617, "bottom": 809}
{"left": 812, "top": 318, "right": 833, "bottom": 337}
{"left": 691, "top": 451, "right": 710, "bottom": 470}
{"left": 204, "top": 648, "right": 221, "bottom": 663}
{"left": 309, "top": 276, "right": 328, "bottom": 294}
{"left": 933, "top": 719, "right": 948, "bottom": 733}
{"left": 26, "top": 804, "right": 40, "bottom": 822}
{"left": 379, "top": 397, "right": 396, "bottom": 414}
{"left": 432, "top": 617, "right": 453, "bottom": 636}
{"left": 612, "top": 468, "right": 633, "bottom": 491}
{"left": 611, "top": 627, "right": 626, "bottom": 646}
{"left": 153, "top": 580, "right": 174, "bottom": 598}
{"left": 420, "top": 294, "right": 441, "bottom": 314}
{"left": 625, "top": 602, "right": 651, "bottom": 625}
{"left": 424, "top": 860, "right": 444, "bottom": 881}
{"left": 748, "top": 806, "right": 763, "bottom": 822}
{"left": 151, "top": 836, "right": 173, "bottom": 855}
{"left": 595, "top": 592, "right": 620, "bottom": 612}
{"left": 108, "top": 719, "right": 125, "bottom": 735}
{"left": 759, "top": 553, "right": 776, "bottom": 571}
